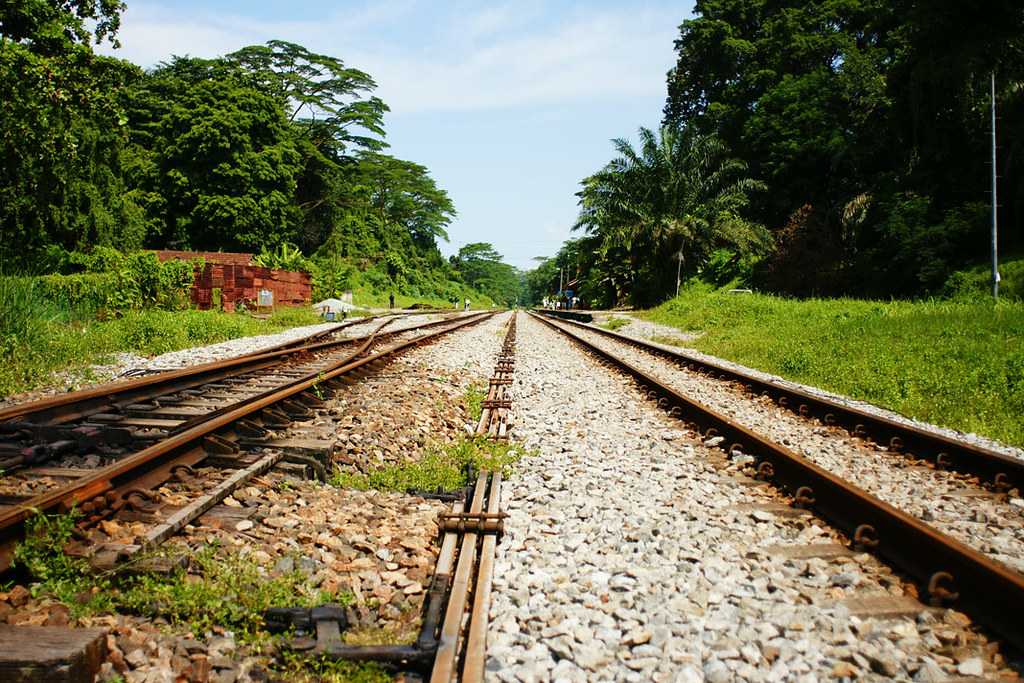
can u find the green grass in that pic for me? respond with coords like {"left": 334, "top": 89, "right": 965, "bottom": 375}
{"left": 0, "top": 277, "right": 322, "bottom": 397}
{"left": 463, "top": 382, "right": 487, "bottom": 422}
{"left": 14, "top": 511, "right": 332, "bottom": 641}
{"left": 330, "top": 438, "right": 523, "bottom": 493}
{"left": 350, "top": 287, "right": 497, "bottom": 311}
{"left": 14, "top": 509, "right": 379, "bottom": 680}
{"left": 638, "top": 283, "right": 1024, "bottom": 447}
{"left": 943, "top": 251, "right": 1024, "bottom": 302}
{"left": 601, "top": 317, "right": 630, "bottom": 331}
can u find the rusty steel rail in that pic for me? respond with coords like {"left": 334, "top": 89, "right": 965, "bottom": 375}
{"left": 431, "top": 312, "right": 517, "bottom": 683}
{"left": 0, "top": 312, "right": 466, "bottom": 427}
{"left": 539, "top": 312, "right": 1024, "bottom": 492}
{"left": 532, "top": 312, "right": 1024, "bottom": 652}
{"left": 0, "top": 312, "right": 494, "bottom": 570}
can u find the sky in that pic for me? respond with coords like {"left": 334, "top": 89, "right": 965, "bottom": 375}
{"left": 98, "top": 1, "right": 693, "bottom": 270}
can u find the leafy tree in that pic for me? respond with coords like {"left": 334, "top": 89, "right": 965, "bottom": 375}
{"left": 359, "top": 153, "right": 454, "bottom": 250}
{"left": 1, "top": 0, "right": 124, "bottom": 52}
{"left": 661, "top": 0, "right": 1024, "bottom": 297}
{"left": 575, "top": 124, "right": 767, "bottom": 304}
{"left": 123, "top": 58, "right": 302, "bottom": 251}
{"left": 227, "top": 40, "right": 387, "bottom": 154}
{"left": 449, "top": 243, "right": 520, "bottom": 307}
{"left": 0, "top": 0, "right": 142, "bottom": 271}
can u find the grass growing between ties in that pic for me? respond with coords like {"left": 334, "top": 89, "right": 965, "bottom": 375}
{"left": 0, "top": 276, "right": 322, "bottom": 397}
{"left": 330, "top": 437, "right": 523, "bottom": 493}
{"left": 277, "top": 652, "right": 390, "bottom": 683}
{"left": 463, "top": 382, "right": 487, "bottom": 423}
{"left": 14, "top": 511, "right": 332, "bottom": 642}
{"left": 638, "top": 283, "right": 1024, "bottom": 447}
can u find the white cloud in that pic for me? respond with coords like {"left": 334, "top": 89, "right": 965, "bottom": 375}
{"left": 99, "top": 1, "right": 682, "bottom": 114}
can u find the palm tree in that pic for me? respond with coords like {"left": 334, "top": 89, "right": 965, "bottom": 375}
{"left": 575, "top": 124, "right": 768, "bottom": 300}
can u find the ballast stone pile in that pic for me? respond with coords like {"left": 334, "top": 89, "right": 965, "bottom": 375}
{"left": 485, "top": 313, "right": 1012, "bottom": 682}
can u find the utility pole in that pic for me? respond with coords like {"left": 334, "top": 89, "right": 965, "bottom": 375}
{"left": 991, "top": 72, "right": 1000, "bottom": 300}
{"left": 675, "top": 248, "right": 684, "bottom": 297}
{"left": 559, "top": 266, "right": 564, "bottom": 295}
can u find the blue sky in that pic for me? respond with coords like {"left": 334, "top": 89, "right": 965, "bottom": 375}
{"left": 99, "top": 1, "right": 693, "bottom": 269}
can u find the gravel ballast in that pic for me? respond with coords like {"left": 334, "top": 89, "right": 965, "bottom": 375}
{"left": 594, "top": 318, "right": 1024, "bottom": 462}
{"left": 485, "top": 313, "right": 1015, "bottom": 682}
{"left": 559, "top": 320, "right": 1024, "bottom": 576}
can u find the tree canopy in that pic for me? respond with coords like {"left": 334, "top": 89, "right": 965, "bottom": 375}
{"left": 530, "top": 0, "right": 1024, "bottom": 304}
{"left": 0, "top": 4, "right": 518, "bottom": 306}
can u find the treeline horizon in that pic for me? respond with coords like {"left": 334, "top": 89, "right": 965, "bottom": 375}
{"left": 527, "top": 1, "right": 1024, "bottom": 308}
{"left": 0, "top": 1, "right": 524, "bottom": 307}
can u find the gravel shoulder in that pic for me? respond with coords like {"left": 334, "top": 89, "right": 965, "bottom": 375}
{"left": 485, "top": 312, "right": 1016, "bottom": 682}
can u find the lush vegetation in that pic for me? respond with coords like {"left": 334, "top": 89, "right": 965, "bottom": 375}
{"left": 330, "top": 437, "right": 522, "bottom": 493}
{"left": 14, "top": 512, "right": 331, "bottom": 636}
{"left": 527, "top": 1, "right": 1024, "bottom": 307}
{"left": 13, "top": 509, "right": 386, "bottom": 681}
{"left": 640, "top": 283, "right": 1024, "bottom": 447}
{"left": 0, "top": 1, "right": 521, "bottom": 306}
{"left": 0, "top": 275, "right": 321, "bottom": 397}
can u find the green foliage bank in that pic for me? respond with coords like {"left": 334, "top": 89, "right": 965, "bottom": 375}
{"left": 528, "top": 1, "right": 1024, "bottom": 307}
{"left": 641, "top": 284, "right": 1024, "bottom": 448}
{"left": 0, "top": 3, "right": 521, "bottom": 305}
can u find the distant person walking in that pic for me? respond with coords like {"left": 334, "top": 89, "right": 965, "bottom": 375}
{"left": 389, "top": 292, "right": 395, "bottom": 310}
{"left": 464, "top": 297, "right": 470, "bottom": 311}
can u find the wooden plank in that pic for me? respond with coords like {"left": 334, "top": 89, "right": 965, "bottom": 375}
{"left": 842, "top": 594, "right": 928, "bottom": 619}
{"left": 25, "top": 467, "right": 91, "bottom": 479}
{"left": 0, "top": 625, "right": 107, "bottom": 683}
{"left": 237, "top": 438, "right": 335, "bottom": 460}
{"left": 766, "top": 543, "right": 856, "bottom": 560}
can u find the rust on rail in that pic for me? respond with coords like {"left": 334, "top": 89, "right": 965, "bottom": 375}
{"left": 533, "top": 311, "right": 1024, "bottom": 653}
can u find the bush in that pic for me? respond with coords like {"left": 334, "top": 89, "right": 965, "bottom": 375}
{"left": 942, "top": 254, "right": 1024, "bottom": 302}
{"left": 24, "top": 247, "right": 198, "bottom": 314}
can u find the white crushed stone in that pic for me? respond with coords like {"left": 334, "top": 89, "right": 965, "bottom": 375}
{"left": 485, "top": 313, "right": 1009, "bottom": 682}
{"left": 565, "top": 322, "right": 1024, "bottom": 575}
{"left": 590, "top": 312, "right": 700, "bottom": 343}
{"left": 418, "top": 312, "right": 513, "bottom": 379}
{"left": 581, "top": 318, "right": 1024, "bottom": 463}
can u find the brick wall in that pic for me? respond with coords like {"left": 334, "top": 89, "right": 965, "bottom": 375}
{"left": 153, "top": 251, "right": 312, "bottom": 310}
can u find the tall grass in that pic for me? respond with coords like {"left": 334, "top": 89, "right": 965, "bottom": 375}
{"left": 0, "top": 277, "right": 321, "bottom": 398}
{"left": 640, "top": 284, "right": 1024, "bottom": 447}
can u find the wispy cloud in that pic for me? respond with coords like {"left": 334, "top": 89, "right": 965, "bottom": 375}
{"left": 100, "top": 1, "right": 681, "bottom": 114}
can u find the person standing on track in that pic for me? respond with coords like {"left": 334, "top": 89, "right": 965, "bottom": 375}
{"left": 389, "top": 292, "right": 395, "bottom": 309}
{"left": 464, "top": 297, "right": 470, "bottom": 311}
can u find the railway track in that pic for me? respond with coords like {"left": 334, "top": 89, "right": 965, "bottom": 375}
{"left": 0, "top": 312, "right": 471, "bottom": 485}
{"left": 0, "top": 311, "right": 493, "bottom": 570}
{"left": 540, "top": 312, "right": 1024, "bottom": 489}
{"left": 532, "top": 311, "right": 1024, "bottom": 654}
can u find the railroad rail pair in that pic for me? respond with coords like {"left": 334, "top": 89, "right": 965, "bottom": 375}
{"left": 0, "top": 312, "right": 492, "bottom": 569}
{"left": 533, "top": 311, "right": 1024, "bottom": 653}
